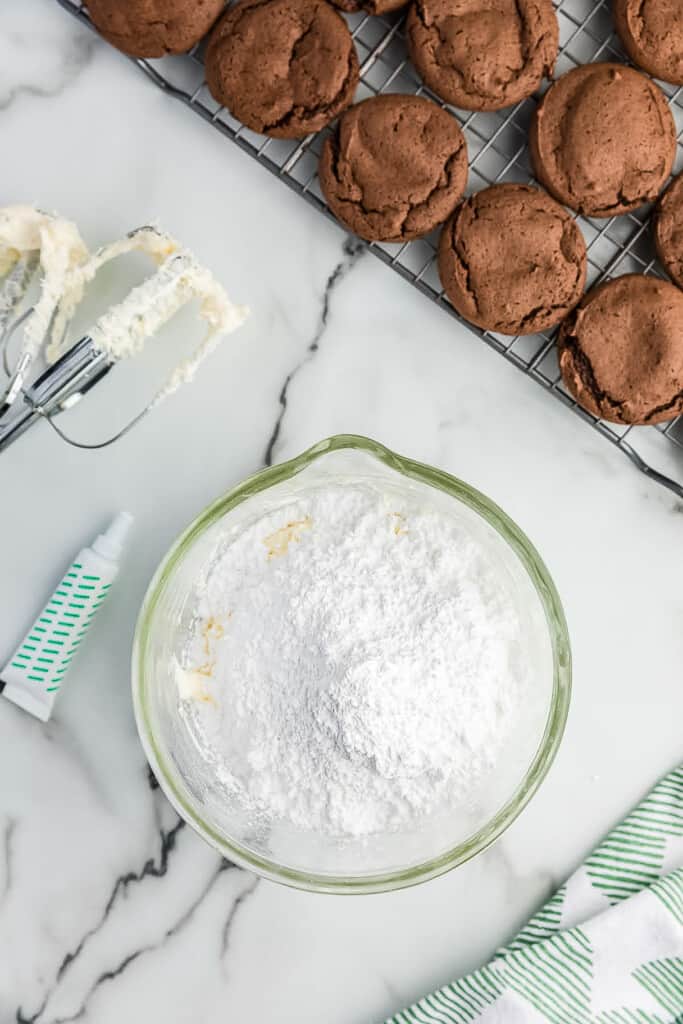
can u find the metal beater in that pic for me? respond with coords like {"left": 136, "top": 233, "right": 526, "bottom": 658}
{"left": 0, "top": 212, "right": 247, "bottom": 452}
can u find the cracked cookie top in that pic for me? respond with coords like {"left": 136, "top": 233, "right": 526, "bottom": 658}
{"left": 318, "top": 94, "right": 468, "bottom": 243}
{"left": 655, "top": 173, "right": 683, "bottom": 291}
{"left": 558, "top": 274, "right": 683, "bottom": 425}
{"left": 406, "top": 0, "right": 558, "bottom": 112}
{"left": 86, "top": 0, "right": 225, "bottom": 57}
{"left": 613, "top": 0, "right": 683, "bottom": 86}
{"left": 205, "top": 0, "right": 359, "bottom": 139}
{"left": 529, "top": 63, "right": 676, "bottom": 219}
{"left": 437, "top": 183, "right": 586, "bottom": 336}
{"left": 331, "top": 0, "right": 409, "bottom": 15}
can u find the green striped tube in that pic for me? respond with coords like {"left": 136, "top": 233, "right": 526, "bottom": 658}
{"left": 0, "top": 512, "right": 132, "bottom": 721}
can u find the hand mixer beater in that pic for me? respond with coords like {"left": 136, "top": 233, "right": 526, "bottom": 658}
{"left": 0, "top": 206, "right": 248, "bottom": 452}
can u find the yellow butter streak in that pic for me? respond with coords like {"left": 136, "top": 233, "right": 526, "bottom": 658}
{"left": 263, "top": 516, "right": 313, "bottom": 560}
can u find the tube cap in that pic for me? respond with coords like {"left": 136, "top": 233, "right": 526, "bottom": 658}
{"left": 92, "top": 511, "right": 134, "bottom": 562}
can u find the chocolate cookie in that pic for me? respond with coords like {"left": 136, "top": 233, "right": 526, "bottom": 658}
{"left": 655, "top": 174, "right": 683, "bottom": 290}
{"left": 406, "top": 0, "right": 558, "bottom": 112}
{"left": 205, "top": 0, "right": 359, "bottom": 139}
{"left": 613, "top": 0, "right": 683, "bottom": 86}
{"left": 558, "top": 274, "right": 683, "bottom": 424}
{"left": 319, "top": 94, "right": 468, "bottom": 243}
{"left": 331, "top": 0, "right": 408, "bottom": 14}
{"left": 530, "top": 63, "right": 676, "bottom": 218}
{"left": 437, "top": 184, "right": 586, "bottom": 336}
{"left": 85, "top": 0, "right": 225, "bottom": 57}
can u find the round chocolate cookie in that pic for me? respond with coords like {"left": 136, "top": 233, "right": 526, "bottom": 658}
{"left": 331, "top": 0, "right": 408, "bottom": 14}
{"left": 437, "top": 184, "right": 586, "bottom": 336}
{"left": 406, "top": 0, "right": 558, "bottom": 112}
{"left": 86, "top": 0, "right": 225, "bottom": 57}
{"left": 655, "top": 174, "right": 683, "bottom": 290}
{"left": 205, "top": 0, "right": 359, "bottom": 139}
{"left": 613, "top": 0, "right": 683, "bottom": 86}
{"left": 530, "top": 63, "right": 676, "bottom": 218}
{"left": 318, "top": 94, "right": 468, "bottom": 243}
{"left": 558, "top": 274, "right": 683, "bottom": 425}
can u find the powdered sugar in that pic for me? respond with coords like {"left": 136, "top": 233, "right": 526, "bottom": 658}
{"left": 176, "top": 482, "right": 536, "bottom": 838}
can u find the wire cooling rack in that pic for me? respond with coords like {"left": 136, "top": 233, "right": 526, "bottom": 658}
{"left": 58, "top": 0, "right": 683, "bottom": 498}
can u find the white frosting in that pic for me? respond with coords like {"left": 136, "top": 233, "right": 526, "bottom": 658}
{"left": 54, "top": 229, "right": 248, "bottom": 404}
{"left": 0, "top": 205, "right": 82, "bottom": 255}
{"left": 0, "top": 205, "right": 88, "bottom": 359}
{"left": 47, "top": 227, "right": 179, "bottom": 363}
{"left": 1, "top": 213, "right": 247, "bottom": 415}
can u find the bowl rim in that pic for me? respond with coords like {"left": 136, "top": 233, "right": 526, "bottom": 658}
{"left": 132, "top": 434, "right": 571, "bottom": 894}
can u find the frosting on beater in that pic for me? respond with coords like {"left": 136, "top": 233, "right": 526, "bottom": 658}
{"left": 0, "top": 205, "right": 88, "bottom": 358}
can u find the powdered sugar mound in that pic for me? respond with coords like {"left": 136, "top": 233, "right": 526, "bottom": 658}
{"left": 177, "top": 483, "right": 533, "bottom": 838}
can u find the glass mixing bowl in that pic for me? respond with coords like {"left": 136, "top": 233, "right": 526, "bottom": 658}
{"left": 132, "top": 435, "right": 570, "bottom": 893}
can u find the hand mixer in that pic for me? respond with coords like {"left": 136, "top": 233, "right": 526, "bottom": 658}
{"left": 0, "top": 207, "right": 248, "bottom": 452}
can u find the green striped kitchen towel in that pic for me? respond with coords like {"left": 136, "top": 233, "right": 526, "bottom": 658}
{"left": 386, "top": 765, "right": 683, "bottom": 1024}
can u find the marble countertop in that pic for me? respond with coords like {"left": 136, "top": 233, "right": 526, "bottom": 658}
{"left": 0, "top": 2, "right": 682, "bottom": 1021}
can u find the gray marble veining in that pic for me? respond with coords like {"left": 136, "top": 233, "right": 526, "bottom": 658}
{"left": 0, "top": 2, "right": 681, "bottom": 1022}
